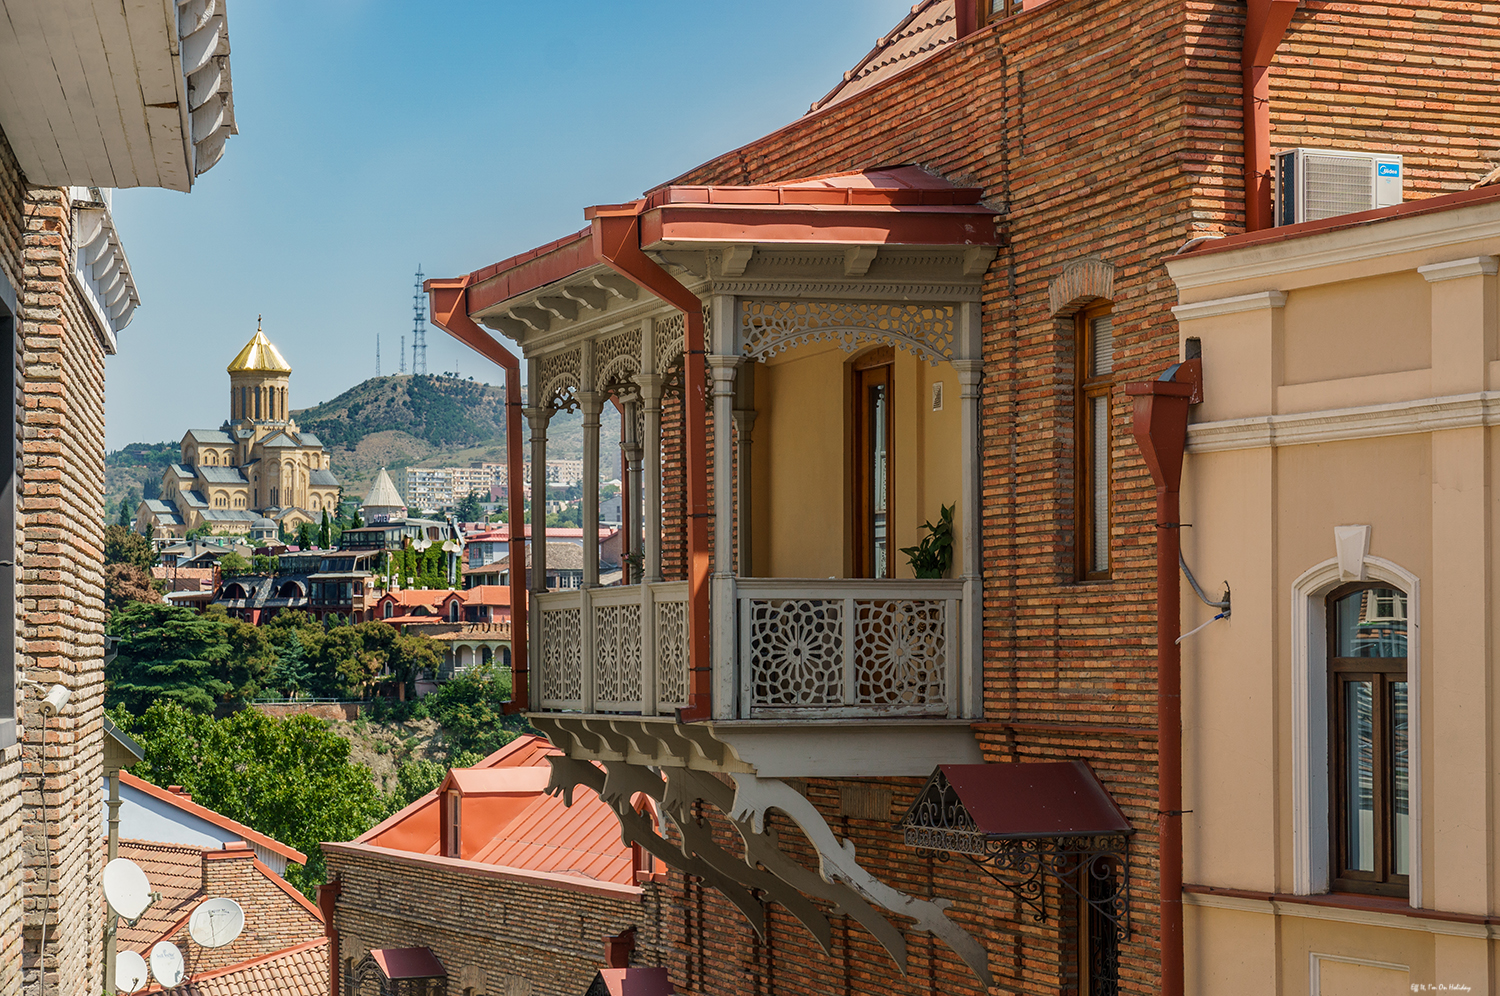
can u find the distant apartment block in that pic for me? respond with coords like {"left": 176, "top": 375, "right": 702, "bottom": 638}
{"left": 521, "top": 458, "right": 585, "bottom": 488}
{"left": 404, "top": 463, "right": 505, "bottom": 510}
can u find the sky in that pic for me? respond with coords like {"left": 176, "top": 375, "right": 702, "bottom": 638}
{"left": 104, "top": 0, "right": 916, "bottom": 450}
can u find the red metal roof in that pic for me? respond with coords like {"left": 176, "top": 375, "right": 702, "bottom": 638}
{"left": 1182, "top": 182, "right": 1500, "bottom": 258}
{"left": 588, "top": 967, "right": 676, "bottom": 996}
{"left": 120, "top": 772, "right": 307, "bottom": 864}
{"left": 344, "top": 734, "right": 638, "bottom": 890}
{"left": 937, "top": 762, "right": 1132, "bottom": 839}
{"left": 371, "top": 947, "right": 446, "bottom": 980}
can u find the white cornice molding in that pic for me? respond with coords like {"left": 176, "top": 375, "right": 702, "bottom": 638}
{"left": 1167, "top": 203, "right": 1500, "bottom": 291}
{"left": 1187, "top": 392, "right": 1500, "bottom": 453}
{"left": 1184, "top": 892, "right": 1482, "bottom": 939}
{"left": 1418, "top": 255, "right": 1499, "bottom": 282}
{"left": 1171, "top": 291, "right": 1287, "bottom": 322}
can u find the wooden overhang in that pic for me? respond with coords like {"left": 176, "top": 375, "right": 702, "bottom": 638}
{"left": 456, "top": 166, "right": 998, "bottom": 321}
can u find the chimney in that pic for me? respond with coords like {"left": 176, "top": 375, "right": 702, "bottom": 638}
{"left": 603, "top": 928, "right": 635, "bottom": 970}
{"left": 167, "top": 785, "right": 192, "bottom": 802}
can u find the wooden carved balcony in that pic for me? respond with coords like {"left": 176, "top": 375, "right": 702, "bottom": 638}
{"left": 533, "top": 578, "right": 969, "bottom": 721}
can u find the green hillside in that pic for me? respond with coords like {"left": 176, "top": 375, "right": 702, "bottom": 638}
{"left": 105, "top": 373, "right": 618, "bottom": 512}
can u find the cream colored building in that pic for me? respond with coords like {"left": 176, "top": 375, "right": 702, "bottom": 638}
{"left": 136, "top": 325, "right": 340, "bottom": 538}
{"left": 1170, "top": 185, "right": 1500, "bottom": 995}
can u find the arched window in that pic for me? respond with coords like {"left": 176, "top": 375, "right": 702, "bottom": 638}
{"left": 383, "top": 601, "right": 394, "bottom": 619}
{"left": 1327, "top": 583, "right": 1409, "bottom": 897}
{"left": 449, "top": 600, "right": 460, "bottom": 623}
{"left": 501, "top": 646, "right": 511, "bottom": 667}
{"left": 481, "top": 646, "right": 493, "bottom": 666}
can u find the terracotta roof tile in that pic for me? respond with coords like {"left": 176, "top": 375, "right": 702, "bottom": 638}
{"left": 145, "top": 938, "right": 329, "bottom": 996}
{"left": 811, "top": 0, "right": 956, "bottom": 112}
{"left": 113, "top": 840, "right": 205, "bottom": 949}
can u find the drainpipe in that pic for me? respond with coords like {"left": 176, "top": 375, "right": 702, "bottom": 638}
{"left": 1242, "top": 0, "right": 1300, "bottom": 231}
{"left": 426, "top": 278, "right": 530, "bottom": 713}
{"left": 103, "top": 769, "right": 121, "bottom": 993}
{"left": 1125, "top": 356, "right": 1202, "bottom": 996}
{"left": 317, "top": 877, "right": 342, "bottom": 995}
{"left": 587, "top": 201, "right": 712, "bottom": 722}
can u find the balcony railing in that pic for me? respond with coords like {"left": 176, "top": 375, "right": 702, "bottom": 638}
{"left": 534, "top": 578, "right": 968, "bottom": 720}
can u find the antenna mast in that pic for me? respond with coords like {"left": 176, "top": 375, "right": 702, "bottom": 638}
{"left": 375, "top": 334, "right": 381, "bottom": 377}
{"left": 412, "top": 265, "right": 428, "bottom": 376}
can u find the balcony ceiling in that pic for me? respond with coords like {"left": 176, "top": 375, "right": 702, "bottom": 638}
{"left": 0, "top": 0, "right": 236, "bottom": 191}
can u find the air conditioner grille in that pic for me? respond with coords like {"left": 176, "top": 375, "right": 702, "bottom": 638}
{"left": 1303, "top": 155, "right": 1375, "bottom": 221}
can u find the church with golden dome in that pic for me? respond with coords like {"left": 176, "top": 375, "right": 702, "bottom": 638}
{"left": 135, "top": 323, "right": 341, "bottom": 539}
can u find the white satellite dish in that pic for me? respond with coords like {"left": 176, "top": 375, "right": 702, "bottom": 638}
{"left": 150, "top": 941, "right": 186, "bottom": 988}
{"left": 189, "top": 897, "right": 245, "bottom": 948}
{"left": 115, "top": 950, "right": 149, "bottom": 993}
{"left": 103, "top": 858, "right": 153, "bottom": 921}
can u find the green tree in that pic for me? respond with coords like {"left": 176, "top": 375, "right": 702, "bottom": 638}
{"left": 454, "top": 490, "right": 484, "bottom": 523}
{"left": 105, "top": 524, "right": 156, "bottom": 570}
{"left": 251, "top": 553, "right": 279, "bottom": 575}
{"left": 319, "top": 510, "right": 332, "bottom": 549}
{"left": 106, "top": 602, "right": 236, "bottom": 714}
{"left": 112, "top": 701, "right": 390, "bottom": 897}
{"left": 421, "top": 661, "right": 522, "bottom": 758}
{"left": 218, "top": 551, "right": 251, "bottom": 576}
{"left": 116, "top": 490, "right": 137, "bottom": 528}
{"left": 386, "top": 632, "right": 440, "bottom": 699}
{"left": 296, "top": 521, "right": 316, "bottom": 549}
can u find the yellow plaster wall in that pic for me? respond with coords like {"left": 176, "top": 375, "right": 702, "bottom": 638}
{"left": 749, "top": 342, "right": 963, "bottom": 579}
{"left": 1281, "top": 271, "right": 1431, "bottom": 386}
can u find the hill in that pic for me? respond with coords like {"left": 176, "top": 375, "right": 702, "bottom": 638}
{"left": 105, "top": 373, "right": 617, "bottom": 512}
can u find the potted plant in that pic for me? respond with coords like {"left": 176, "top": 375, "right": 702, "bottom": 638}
{"left": 901, "top": 504, "right": 955, "bottom": 579}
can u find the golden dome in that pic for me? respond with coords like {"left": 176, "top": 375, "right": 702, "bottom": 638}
{"left": 227, "top": 321, "right": 291, "bottom": 374}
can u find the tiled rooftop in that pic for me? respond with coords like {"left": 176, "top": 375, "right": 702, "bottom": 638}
{"left": 810, "top": 0, "right": 956, "bottom": 112}
{"left": 143, "top": 937, "right": 329, "bottom": 995}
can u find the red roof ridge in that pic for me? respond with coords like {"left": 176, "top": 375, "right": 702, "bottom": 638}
{"left": 140, "top": 937, "right": 329, "bottom": 993}
{"left": 119, "top": 772, "right": 307, "bottom": 865}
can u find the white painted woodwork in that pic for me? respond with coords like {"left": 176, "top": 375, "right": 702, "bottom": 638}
{"left": 0, "top": 0, "right": 237, "bottom": 190}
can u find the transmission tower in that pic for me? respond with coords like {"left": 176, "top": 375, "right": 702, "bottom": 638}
{"left": 376, "top": 333, "right": 381, "bottom": 377}
{"left": 399, "top": 333, "right": 406, "bottom": 374}
{"left": 411, "top": 265, "right": 428, "bottom": 376}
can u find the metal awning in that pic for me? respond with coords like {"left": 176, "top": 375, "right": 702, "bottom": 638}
{"left": 370, "top": 947, "right": 446, "bottom": 980}
{"left": 899, "top": 762, "right": 1133, "bottom": 932}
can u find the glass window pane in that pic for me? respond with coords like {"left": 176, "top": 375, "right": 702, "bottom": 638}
{"left": 870, "top": 382, "right": 888, "bottom": 577}
{"left": 1090, "top": 315, "right": 1114, "bottom": 377}
{"left": 1345, "top": 680, "right": 1376, "bottom": 872}
{"left": 1334, "top": 587, "right": 1407, "bottom": 657}
{"left": 1392, "top": 680, "right": 1409, "bottom": 877}
{"left": 1090, "top": 396, "right": 1108, "bottom": 573}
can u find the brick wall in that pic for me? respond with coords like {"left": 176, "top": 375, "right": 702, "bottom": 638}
{"left": 326, "top": 845, "right": 668, "bottom": 996}
{"left": 630, "top": 2, "right": 1500, "bottom": 995}
{"left": 0, "top": 126, "right": 112, "bottom": 996}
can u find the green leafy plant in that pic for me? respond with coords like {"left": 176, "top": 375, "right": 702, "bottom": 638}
{"left": 900, "top": 504, "right": 955, "bottom": 579}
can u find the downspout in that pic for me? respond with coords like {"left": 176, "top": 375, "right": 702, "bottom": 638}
{"left": 587, "top": 201, "right": 712, "bottom": 722}
{"left": 427, "top": 278, "right": 530, "bottom": 713}
{"left": 1125, "top": 356, "right": 1202, "bottom": 996}
{"left": 317, "top": 877, "right": 342, "bottom": 996}
{"left": 1242, "top": 0, "right": 1300, "bottom": 231}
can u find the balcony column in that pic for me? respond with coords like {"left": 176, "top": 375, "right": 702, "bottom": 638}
{"left": 733, "top": 362, "right": 756, "bottom": 577}
{"left": 637, "top": 318, "right": 664, "bottom": 584}
{"left": 525, "top": 380, "right": 552, "bottom": 712}
{"left": 621, "top": 397, "right": 644, "bottom": 582}
{"left": 580, "top": 393, "right": 604, "bottom": 589}
{"left": 956, "top": 351, "right": 983, "bottom": 720}
{"left": 709, "top": 294, "right": 739, "bottom": 719}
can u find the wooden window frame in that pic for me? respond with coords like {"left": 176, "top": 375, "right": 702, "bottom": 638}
{"left": 1327, "top": 581, "right": 1410, "bottom": 898}
{"left": 1075, "top": 304, "right": 1114, "bottom": 581}
{"left": 851, "top": 347, "right": 895, "bottom": 579}
{"left": 977, "top": 0, "right": 1022, "bottom": 27}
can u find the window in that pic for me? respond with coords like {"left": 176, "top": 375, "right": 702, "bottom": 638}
{"left": 852, "top": 347, "right": 894, "bottom": 578}
{"left": 1076, "top": 306, "right": 1114, "bottom": 579}
{"left": 978, "top": 0, "right": 1021, "bottom": 26}
{"left": 383, "top": 601, "right": 394, "bottom": 619}
{"left": 1328, "top": 583, "right": 1409, "bottom": 897}
{"left": 446, "top": 790, "right": 461, "bottom": 857}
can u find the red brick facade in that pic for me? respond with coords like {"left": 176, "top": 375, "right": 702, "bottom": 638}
{"left": 599, "top": 3, "right": 1500, "bottom": 995}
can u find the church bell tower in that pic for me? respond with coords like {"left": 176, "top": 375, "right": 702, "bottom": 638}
{"left": 228, "top": 316, "right": 292, "bottom": 425}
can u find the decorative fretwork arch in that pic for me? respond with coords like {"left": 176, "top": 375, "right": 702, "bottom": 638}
{"left": 739, "top": 300, "right": 957, "bottom": 364}
{"left": 536, "top": 347, "right": 582, "bottom": 412}
{"left": 1048, "top": 257, "right": 1116, "bottom": 317}
{"left": 595, "top": 325, "right": 642, "bottom": 394}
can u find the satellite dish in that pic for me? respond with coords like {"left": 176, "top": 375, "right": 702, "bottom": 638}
{"left": 189, "top": 897, "right": 245, "bottom": 948}
{"left": 103, "top": 858, "right": 153, "bottom": 921}
{"left": 150, "top": 942, "right": 186, "bottom": 988}
{"left": 115, "top": 950, "right": 149, "bottom": 993}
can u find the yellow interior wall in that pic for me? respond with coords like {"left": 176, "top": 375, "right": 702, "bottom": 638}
{"left": 749, "top": 341, "right": 962, "bottom": 579}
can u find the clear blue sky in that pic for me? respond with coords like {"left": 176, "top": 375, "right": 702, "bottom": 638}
{"left": 105, "top": 0, "right": 914, "bottom": 449}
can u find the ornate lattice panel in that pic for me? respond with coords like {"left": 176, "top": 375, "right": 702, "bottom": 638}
{"left": 593, "top": 602, "right": 643, "bottom": 707}
{"left": 596, "top": 326, "right": 642, "bottom": 394}
{"left": 853, "top": 599, "right": 948, "bottom": 711}
{"left": 739, "top": 300, "right": 957, "bottom": 363}
{"left": 747, "top": 598, "right": 845, "bottom": 709}
{"left": 655, "top": 599, "right": 689, "bottom": 709}
{"left": 537, "top": 347, "right": 582, "bottom": 412}
{"left": 539, "top": 606, "right": 583, "bottom": 705}
{"left": 654, "top": 313, "right": 685, "bottom": 373}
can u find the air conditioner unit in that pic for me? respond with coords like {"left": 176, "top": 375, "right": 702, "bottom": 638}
{"left": 1275, "top": 148, "right": 1403, "bottom": 226}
